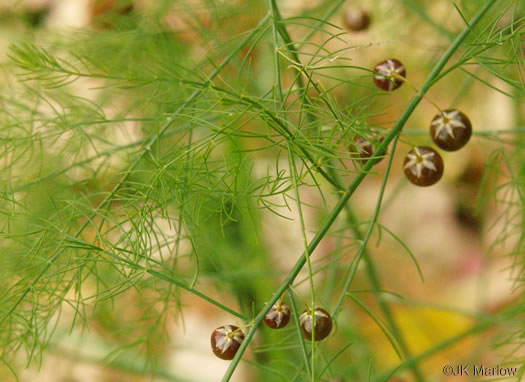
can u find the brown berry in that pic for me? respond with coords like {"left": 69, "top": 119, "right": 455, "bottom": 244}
{"left": 299, "top": 308, "right": 333, "bottom": 341}
{"left": 373, "top": 59, "right": 406, "bottom": 91}
{"left": 403, "top": 146, "right": 444, "bottom": 187}
{"left": 351, "top": 135, "right": 386, "bottom": 164}
{"left": 343, "top": 8, "right": 371, "bottom": 31}
{"left": 430, "top": 109, "right": 472, "bottom": 151}
{"left": 264, "top": 302, "right": 291, "bottom": 329}
{"left": 210, "top": 325, "right": 244, "bottom": 360}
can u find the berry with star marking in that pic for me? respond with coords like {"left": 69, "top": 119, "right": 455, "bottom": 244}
{"left": 299, "top": 307, "right": 333, "bottom": 341}
{"left": 373, "top": 59, "right": 406, "bottom": 91}
{"left": 264, "top": 301, "right": 291, "bottom": 329}
{"left": 351, "top": 135, "right": 386, "bottom": 165}
{"left": 430, "top": 109, "right": 472, "bottom": 151}
{"left": 403, "top": 146, "right": 444, "bottom": 187}
{"left": 210, "top": 325, "right": 245, "bottom": 360}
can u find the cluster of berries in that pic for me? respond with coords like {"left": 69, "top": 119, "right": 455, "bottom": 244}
{"left": 343, "top": 8, "right": 472, "bottom": 187}
{"left": 368, "top": 58, "right": 472, "bottom": 186}
{"left": 211, "top": 302, "right": 333, "bottom": 360}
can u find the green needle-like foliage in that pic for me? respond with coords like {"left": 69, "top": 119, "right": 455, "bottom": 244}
{"left": 0, "top": 0, "right": 524, "bottom": 381}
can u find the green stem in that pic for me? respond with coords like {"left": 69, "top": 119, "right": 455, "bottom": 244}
{"left": 269, "top": 0, "right": 284, "bottom": 106}
{"left": 289, "top": 292, "right": 313, "bottom": 379}
{"left": 221, "top": 1, "right": 498, "bottom": 380}
{"left": 286, "top": 141, "right": 317, "bottom": 379}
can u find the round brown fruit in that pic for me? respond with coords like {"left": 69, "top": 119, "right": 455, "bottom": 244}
{"left": 264, "top": 302, "right": 291, "bottom": 329}
{"left": 373, "top": 59, "right": 406, "bottom": 91}
{"left": 403, "top": 146, "right": 444, "bottom": 187}
{"left": 211, "top": 325, "right": 245, "bottom": 360}
{"left": 430, "top": 109, "right": 472, "bottom": 151}
{"left": 351, "top": 135, "right": 386, "bottom": 164}
{"left": 299, "top": 308, "right": 333, "bottom": 341}
{"left": 343, "top": 8, "right": 370, "bottom": 31}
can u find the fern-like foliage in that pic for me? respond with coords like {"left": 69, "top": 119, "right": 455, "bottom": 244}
{"left": 0, "top": 0, "right": 524, "bottom": 381}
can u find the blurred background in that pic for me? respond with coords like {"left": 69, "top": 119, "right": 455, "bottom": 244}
{"left": 0, "top": 0, "right": 524, "bottom": 381}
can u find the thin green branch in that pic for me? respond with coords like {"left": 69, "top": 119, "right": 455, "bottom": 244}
{"left": 286, "top": 141, "right": 317, "bottom": 378}
{"left": 289, "top": 292, "right": 313, "bottom": 379}
{"left": 269, "top": 0, "right": 284, "bottom": 107}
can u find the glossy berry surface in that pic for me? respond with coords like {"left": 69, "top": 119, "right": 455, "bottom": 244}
{"left": 299, "top": 308, "right": 333, "bottom": 341}
{"left": 351, "top": 135, "right": 386, "bottom": 164}
{"left": 430, "top": 109, "right": 472, "bottom": 151}
{"left": 373, "top": 59, "right": 406, "bottom": 91}
{"left": 211, "top": 325, "right": 244, "bottom": 360}
{"left": 264, "top": 302, "right": 291, "bottom": 329}
{"left": 343, "top": 8, "right": 370, "bottom": 31}
{"left": 403, "top": 146, "right": 444, "bottom": 187}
